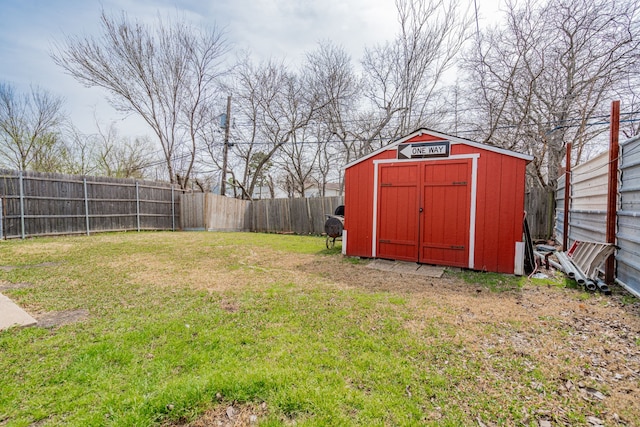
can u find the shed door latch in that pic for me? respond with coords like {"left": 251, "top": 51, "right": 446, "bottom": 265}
{"left": 450, "top": 245, "right": 465, "bottom": 250}
{"left": 452, "top": 181, "right": 467, "bottom": 186}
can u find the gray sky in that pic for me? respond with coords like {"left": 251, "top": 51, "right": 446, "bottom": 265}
{"left": 0, "top": 0, "right": 502, "bottom": 137}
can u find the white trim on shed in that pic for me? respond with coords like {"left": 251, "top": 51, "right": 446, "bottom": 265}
{"left": 344, "top": 128, "right": 533, "bottom": 170}
{"left": 371, "top": 154, "right": 480, "bottom": 268}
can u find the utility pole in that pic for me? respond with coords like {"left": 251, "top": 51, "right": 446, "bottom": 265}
{"left": 220, "top": 95, "right": 231, "bottom": 196}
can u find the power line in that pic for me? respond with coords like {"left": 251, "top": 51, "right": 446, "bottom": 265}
{"left": 143, "top": 117, "right": 640, "bottom": 170}
{"left": 473, "top": 0, "right": 481, "bottom": 40}
{"left": 136, "top": 110, "right": 640, "bottom": 172}
{"left": 569, "top": 135, "right": 640, "bottom": 179}
{"left": 227, "top": 109, "right": 640, "bottom": 131}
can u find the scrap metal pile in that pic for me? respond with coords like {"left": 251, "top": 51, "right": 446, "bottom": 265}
{"left": 534, "top": 241, "right": 617, "bottom": 294}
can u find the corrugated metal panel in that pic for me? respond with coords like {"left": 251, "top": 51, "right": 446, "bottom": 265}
{"left": 569, "top": 210, "right": 607, "bottom": 243}
{"left": 555, "top": 152, "right": 608, "bottom": 246}
{"left": 555, "top": 174, "right": 565, "bottom": 244}
{"left": 617, "top": 135, "right": 640, "bottom": 297}
{"left": 571, "top": 152, "right": 609, "bottom": 210}
{"left": 569, "top": 152, "right": 608, "bottom": 244}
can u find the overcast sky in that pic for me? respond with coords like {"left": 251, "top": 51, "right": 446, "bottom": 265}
{"left": 0, "top": 0, "right": 502, "bottom": 137}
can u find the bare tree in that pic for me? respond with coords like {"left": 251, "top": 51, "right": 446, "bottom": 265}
{"left": 272, "top": 67, "right": 325, "bottom": 198}
{"left": 0, "top": 83, "right": 66, "bottom": 171}
{"left": 29, "top": 133, "right": 69, "bottom": 172}
{"left": 463, "top": 0, "right": 640, "bottom": 190}
{"left": 617, "top": 74, "right": 640, "bottom": 139}
{"left": 224, "top": 57, "right": 275, "bottom": 199}
{"left": 275, "top": 129, "right": 319, "bottom": 198}
{"left": 93, "top": 122, "right": 153, "bottom": 178}
{"left": 246, "top": 151, "right": 274, "bottom": 199}
{"left": 62, "top": 125, "right": 100, "bottom": 175}
{"left": 52, "top": 10, "right": 228, "bottom": 189}
{"left": 361, "top": 0, "right": 472, "bottom": 142}
{"left": 308, "top": 124, "right": 342, "bottom": 196}
{"left": 303, "top": 41, "right": 363, "bottom": 180}
{"left": 226, "top": 58, "right": 318, "bottom": 199}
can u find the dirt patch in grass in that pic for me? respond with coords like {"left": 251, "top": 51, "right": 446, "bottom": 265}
{"left": 0, "top": 281, "right": 34, "bottom": 291}
{"left": 104, "top": 249, "right": 320, "bottom": 292}
{"left": 7, "top": 241, "right": 77, "bottom": 258}
{"left": 0, "top": 262, "right": 62, "bottom": 272}
{"left": 36, "top": 309, "right": 89, "bottom": 328}
{"left": 170, "top": 402, "right": 268, "bottom": 427}
{"left": 298, "top": 255, "right": 640, "bottom": 425}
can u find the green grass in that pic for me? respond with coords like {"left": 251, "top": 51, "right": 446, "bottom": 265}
{"left": 449, "top": 269, "right": 525, "bottom": 292}
{"left": 449, "top": 267, "right": 581, "bottom": 293}
{"left": 620, "top": 294, "right": 639, "bottom": 306}
{"left": 0, "top": 232, "right": 633, "bottom": 426}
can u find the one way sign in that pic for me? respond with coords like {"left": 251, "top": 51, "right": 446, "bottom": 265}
{"left": 397, "top": 141, "right": 450, "bottom": 159}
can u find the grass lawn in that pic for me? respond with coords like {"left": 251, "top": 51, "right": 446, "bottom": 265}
{"left": 0, "top": 232, "right": 638, "bottom": 426}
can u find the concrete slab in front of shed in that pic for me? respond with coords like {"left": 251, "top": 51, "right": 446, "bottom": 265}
{"left": 415, "top": 264, "right": 445, "bottom": 278}
{"left": 0, "top": 292, "right": 37, "bottom": 331}
{"left": 366, "top": 259, "right": 397, "bottom": 271}
{"left": 390, "top": 262, "right": 422, "bottom": 274}
{"left": 367, "top": 260, "right": 444, "bottom": 278}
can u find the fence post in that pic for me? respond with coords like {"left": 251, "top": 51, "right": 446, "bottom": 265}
{"left": 562, "top": 143, "right": 572, "bottom": 251}
{"left": 306, "top": 197, "right": 313, "bottom": 234}
{"left": 547, "top": 189, "right": 555, "bottom": 241}
{"left": 136, "top": 181, "right": 141, "bottom": 232}
{"left": 605, "top": 100, "right": 621, "bottom": 285}
{"left": 0, "top": 197, "right": 3, "bottom": 240}
{"left": 171, "top": 185, "right": 175, "bottom": 231}
{"left": 83, "top": 178, "right": 90, "bottom": 236}
{"left": 19, "top": 171, "right": 25, "bottom": 239}
{"left": 203, "top": 192, "right": 208, "bottom": 231}
{"left": 265, "top": 201, "right": 270, "bottom": 232}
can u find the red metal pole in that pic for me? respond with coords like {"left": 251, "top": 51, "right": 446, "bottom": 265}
{"left": 605, "top": 100, "right": 620, "bottom": 284}
{"left": 562, "top": 142, "right": 571, "bottom": 251}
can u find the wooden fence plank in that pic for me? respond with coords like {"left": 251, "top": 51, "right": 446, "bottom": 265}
{"left": 0, "top": 169, "right": 178, "bottom": 239}
{"left": 250, "top": 196, "right": 344, "bottom": 235}
{"left": 184, "top": 195, "right": 344, "bottom": 235}
{"left": 204, "top": 194, "right": 251, "bottom": 231}
{"left": 525, "top": 187, "right": 554, "bottom": 240}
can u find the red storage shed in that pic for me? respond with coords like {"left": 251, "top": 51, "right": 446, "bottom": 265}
{"left": 343, "top": 128, "right": 533, "bottom": 274}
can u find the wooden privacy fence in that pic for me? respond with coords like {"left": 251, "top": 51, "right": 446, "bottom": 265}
{"left": 180, "top": 193, "right": 344, "bottom": 235}
{"left": 181, "top": 192, "right": 250, "bottom": 231}
{"left": 524, "top": 187, "right": 554, "bottom": 240}
{"left": 1, "top": 168, "right": 553, "bottom": 265}
{"left": 180, "top": 191, "right": 549, "bottom": 238}
{"left": 251, "top": 196, "right": 344, "bottom": 235}
{"left": 0, "top": 170, "right": 178, "bottom": 239}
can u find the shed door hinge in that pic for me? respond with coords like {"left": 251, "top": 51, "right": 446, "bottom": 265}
{"left": 450, "top": 245, "right": 465, "bottom": 250}
{"left": 452, "top": 181, "right": 467, "bottom": 186}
